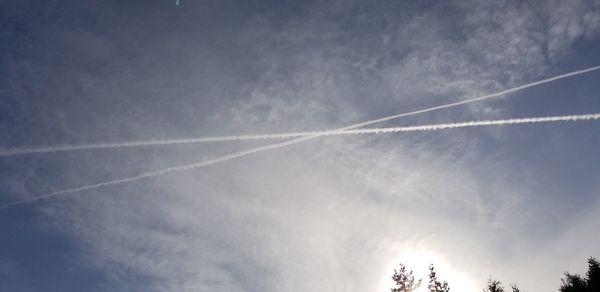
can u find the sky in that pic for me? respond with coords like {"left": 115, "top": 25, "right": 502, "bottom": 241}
{"left": 1, "top": 0, "right": 600, "bottom": 291}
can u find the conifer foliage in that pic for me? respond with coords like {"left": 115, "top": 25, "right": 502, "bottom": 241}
{"left": 427, "top": 265, "right": 450, "bottom": 292}
{"left": 560, "top": 258, "right": 600, "bottom": 292}
{"left": 480, "top": 279, "right": 522, "bottom": 292}
{"left": 390, "top": 263, "right": 422, "bottom": 292}
{"left": 389, "top": 264, "right": 450, "bottom": 292}
{"left": 389, "top": 257, "right": 599, "bottom": 292}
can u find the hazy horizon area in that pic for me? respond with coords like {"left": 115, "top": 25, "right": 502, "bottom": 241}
{"left": 1, "top": 1, "right": 600, "bottom": 291}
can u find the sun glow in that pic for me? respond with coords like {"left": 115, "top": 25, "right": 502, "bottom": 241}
{"left": 380, "top": 247, "right": 477, "bottom": 292}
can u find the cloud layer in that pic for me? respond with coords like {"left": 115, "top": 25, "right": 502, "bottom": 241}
{"left": 2, "top": 1, "right": 600, "bottom": 292}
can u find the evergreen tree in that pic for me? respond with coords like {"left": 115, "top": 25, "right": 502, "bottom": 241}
{"left": 560, "top": 257, "right": 600, "bottom": 292}
{"left": 509, "top": 283, "right": 521, "bottom": 292}
{"left": 585, "top": 258, "right": 600, "bottom": 292}
{"left": 482, "top": 278, "right": 522, "bottom": 292}
{"left": 560, "top": 273, "right": 587, "bottom": 292}
{"left": 427, "top": 264, "right": 450, "bottom": 292}
{"left": 391, "top": 263, "right": 422, "bottom": 292}
{"left": 484, "top": 279, "right": 504, "bottom": 292}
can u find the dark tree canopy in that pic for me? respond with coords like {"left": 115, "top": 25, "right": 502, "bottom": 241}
{"left": 484, "top": 279, "right": 505, "bottom": 292}
{"left": 427, "top": 265, "right": 450, "bottom": 292}
{"left": 388, "top": 257, "right": 599, "bottom": 292}
{"left": 481, "top": 279, "right": 523, "bottom": 292}
{"left": 389, "top": 264, "right": 450, "bottom": 292}
{"left": 391, "top": 263, "right": 422, "bottom": 292}
{"left": 510, "top": 283, "right": 522, "bottom": 292}
{"left": 560, "top": 258, "right": 600, "bottom": 292}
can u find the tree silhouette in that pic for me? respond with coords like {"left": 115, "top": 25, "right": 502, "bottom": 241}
{"left": 484, "top": 279, "right": 504, "bottom": 292}
{"left": 585, "top": 258, "right": 600, "bottom": 291}
{"left": 388, "top": 257, "right": 600, "bottom": 292}
{"left": 388, "top": 263, "right": 522, "bottom": 292}
{"left": 427, "top": 264, "right": 450, "bottom": 292}
{"left": 391, "top": 263, "right": 422, "bottom": 292}
{"left": 561, "top": 273, "right": 586, "bottom": 292}
{"left": 509, "top": 283, "right": 521, "bottom": 292}
{"left": 560, "top": 258, "right": 600, "bottom": 292}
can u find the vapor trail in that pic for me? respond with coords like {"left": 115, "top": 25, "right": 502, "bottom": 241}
{"left": 2, "top": 65, "right": 600, "bottom": 157}
{"left": 320, "top": 113, "right": 600, "bottom": 136}
{"left": 2, "top": 113, "right": 599, "bottom": 209}
{"left": 0, "top": 136, "right": 317, "bottom": 209}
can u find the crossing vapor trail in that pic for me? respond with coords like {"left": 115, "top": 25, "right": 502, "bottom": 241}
{"left": 1, "top": 113, "right": 599, "bottom": 209}
{"left": 266, "top": 113, "right": 600, "bottom": 137}
{"left": 2, "top": 65, "right": 600, "bottom": 157}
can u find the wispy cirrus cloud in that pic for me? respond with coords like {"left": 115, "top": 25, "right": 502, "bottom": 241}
{"left": 3, "top": 1, "right": 600, "bottom": 292}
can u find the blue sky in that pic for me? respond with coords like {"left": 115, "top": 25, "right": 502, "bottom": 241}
{"left": 1, "top": 1, "right": 600, "bottom": 291}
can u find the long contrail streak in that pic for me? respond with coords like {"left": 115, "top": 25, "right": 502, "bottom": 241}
{"left": 2, "top": 113, "right": 599, "bottom": 209}
{"left": 2, "top": 65, "right": 600, "bottom": 157}
{"left": 229, "top": 113, "right": 600, "bottom": 138}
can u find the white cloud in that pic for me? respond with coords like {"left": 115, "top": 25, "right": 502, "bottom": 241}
{"left": 45, "top": 130, "right": 538, "bottom": 291}
{"left": 36, "top": 1, "right": 600, "bottom": 291}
